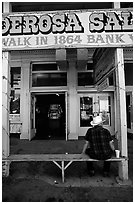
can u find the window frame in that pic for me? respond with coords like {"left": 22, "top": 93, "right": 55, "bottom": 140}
{"left": 77, "top": 62, "right": 94, "bottom": 87}
{"left": 31, "top": 62, "right": 67, "bottom": 88}
{"left": 10, "top": 67, "right": 21, "bottom": 115}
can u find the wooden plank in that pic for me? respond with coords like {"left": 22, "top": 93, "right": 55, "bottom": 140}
{"left": 2, "top": 154, "right": 127, "bottom": 162}
{"left": 115, "top": 48, "right": 128, "bottom": 180}
{"left": 2, "top": 52, "right": 10, "bottom": 158}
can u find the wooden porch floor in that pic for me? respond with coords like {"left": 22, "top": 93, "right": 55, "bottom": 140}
{"left": 10, "top": 135, "right": 85, "bottom": 154}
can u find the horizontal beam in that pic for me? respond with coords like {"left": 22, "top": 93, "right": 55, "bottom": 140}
{"left": 2, "top": 154, "right": 127, "bottom": 162}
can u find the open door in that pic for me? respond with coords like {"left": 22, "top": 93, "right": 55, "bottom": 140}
{"left": 29, "top": 93, "right": 36, "bottom": 140}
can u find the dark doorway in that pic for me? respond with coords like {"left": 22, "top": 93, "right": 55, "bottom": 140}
{"left": 126, "top": 94, "right": 131, "bottom": 129}
{"left": 34, "top": 93, "right": 65, "bottom": 140}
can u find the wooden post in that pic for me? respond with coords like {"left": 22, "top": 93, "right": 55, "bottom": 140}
{"left": 68, "top": 61, "right": 78, "bottom": 139}
{"left": 20, "top": 62, "right": 30, "bottom": 139}
{"left": 61, "top": 161, "right": 65, "bottom": 183}
{"left": 115, "top": 48, "right": 128, "bottom": 180}
{"left": 113, "top": 0, "right": 128, "bottom": 182}
{"left": 2, "top": 2, "right": 12, "bottom": 176}
{"left": 2, "top": 52, "right": 10, "bottom": 176}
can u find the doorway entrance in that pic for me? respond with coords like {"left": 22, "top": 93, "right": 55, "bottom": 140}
{"left": 126, "top": 92, "right": 133, "bottom": 134}
{"left": 32, "top": 93, "right": 66, "bottom": 140}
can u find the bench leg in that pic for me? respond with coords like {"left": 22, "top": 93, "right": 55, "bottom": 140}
{"left": 118, "top": 160, "right": 128, "bottom": 180}
{"left": 61, "top": 161, "right": 64, "bottom": 183}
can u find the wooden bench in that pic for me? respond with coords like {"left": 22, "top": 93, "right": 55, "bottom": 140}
{"left": 2, "top": 154, "right": 128, "bottom": 183}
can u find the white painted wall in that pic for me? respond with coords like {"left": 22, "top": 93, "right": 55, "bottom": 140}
{"left": 20, "top": 61, "right": 30, "bottom": 139}
{"left": 2, "top": 52, "right": 10, "bottom": 157}
{"left": 115, "top": 48, "right": 128, "bottom": 180}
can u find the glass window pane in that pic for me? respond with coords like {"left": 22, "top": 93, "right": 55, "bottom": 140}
{"left": 78, "top": 72, "right": 94, "bottom": 86}
{"left": 10, "top": 91, "right": 20, "bottom": 114}
{"left": 124, "top": 63, "right": 133, "bottom": 86}
{"left": 10, "top": 67, "right": 21, "bottom": 89}
{"left": 80, "top": 97, "right": 93, "bottom": 127}
{"left": 10, "top": 67, "right": 21, "bottom": 114}
{"left": 32, "top": 73, "right": 67, "bottom": 87}
{"left": 32, "top": 63, "right": 58, "bottom": 71}
{"left": 109, "top": 73, "right": 114, "bottom": 85}
{"left": 98, "top": 96, "right": 111, "bottom": 126}
{"left": 87, "top": 63, "right": 94, "bottom": 70}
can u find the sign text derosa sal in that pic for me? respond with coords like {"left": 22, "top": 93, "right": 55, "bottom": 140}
{"left": 2, "top": 11, "right": 133, "bottom": 36}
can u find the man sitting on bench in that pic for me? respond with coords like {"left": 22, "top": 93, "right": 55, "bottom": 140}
{"left": 82, "top": 115, "right": 115, "bottom": 177}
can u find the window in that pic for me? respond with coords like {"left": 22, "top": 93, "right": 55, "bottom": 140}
{"left": 10, "top": 67, "right": 21, "bottom": 114}
{"left": 87, "top": 63, "right": 94, "bottom": 71}
{"left": 108, "top": 73, "right": 114, "bottom": 86}
{"left": 78, "top": 63, "right": 94, "bottom": 86}
{"left": 98, "top": 96, "right": 111, "bottom": 126}
{"left": 124, "top": 63, "right": 133, "bottom": 86}
{"left": 80, "top": 97, "right": 93, "bottom": 127}
{"left": 32, "top": 63, "right": 58, "bottom": 71}
{"left": 80, "top": 95, "right": 111, "bottom": 127}
{"left": 32, "top": 73, "right": 67, "bottom": 87}
{"left": 78, "top": 73, "right": 94, "bottom": 86}
{"left": 32, "top": 63, "right": 67, "bottom": 87}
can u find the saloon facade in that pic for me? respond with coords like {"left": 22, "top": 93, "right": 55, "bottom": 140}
{"left": 2, "top": 2, "right": 133, "bottom": 180}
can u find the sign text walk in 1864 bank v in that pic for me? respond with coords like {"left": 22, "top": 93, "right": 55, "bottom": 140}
{"left": 2, "top": 9, "right": 133, "bottom": 50}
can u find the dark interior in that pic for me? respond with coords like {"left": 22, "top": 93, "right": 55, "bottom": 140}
{"left": 34, "top": 94, "right": 65, "bottom": 140}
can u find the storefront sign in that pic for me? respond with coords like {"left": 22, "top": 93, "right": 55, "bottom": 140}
{"left": 2, "top": 9, "right": 133, "bottom": 50}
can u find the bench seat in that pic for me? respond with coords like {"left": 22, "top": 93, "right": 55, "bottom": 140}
{"left": 2, "top": 154, "right": 128, "bottom": 182}
{"left": 2, "top": 154, "right": 127, "bottom": 162}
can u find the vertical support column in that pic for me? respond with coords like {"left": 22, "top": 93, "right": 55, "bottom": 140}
{"left": 20, "top": 62, "right": 30, "bottom": 139}
{"left": 115, "top": 48, "right": 128, "bottom": 180}
{"left": 61, "top": 161, "right": 65, "bottom": 183}
{"left": 68, "top": 61, "right": 78, "bottom": 140}
{"left": 2, "top": 1, "right": 12, "bottom": 177}
{"left": 2, "top": 52, "right": 10, "bottom": 176}
{"left": 114, "top": 91, "right": 118, "bottom": 139}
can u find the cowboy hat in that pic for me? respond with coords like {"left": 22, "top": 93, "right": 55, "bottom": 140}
{"left": 90, "top": 115, "right": 105, "bottom": 126}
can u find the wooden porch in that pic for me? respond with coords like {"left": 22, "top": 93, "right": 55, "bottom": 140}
{"left": 10, "top": 134, "right": 85, "bottom": 155}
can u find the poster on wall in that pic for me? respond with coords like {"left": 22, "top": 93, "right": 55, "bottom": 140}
{"left": 2, "top": 9, "right": 133, "bottom": 50}
{"left": 98, "top": 95, "right": 110, "bottom": 126}
{"left": 99, "top": 112, "right": 110, "bottom": 126}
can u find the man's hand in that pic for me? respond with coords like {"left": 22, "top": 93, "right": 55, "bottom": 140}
{"left": 109, "top": 140, "right": 115, "bottom": 151}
